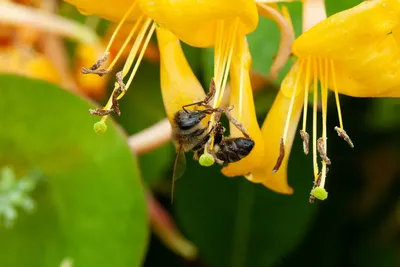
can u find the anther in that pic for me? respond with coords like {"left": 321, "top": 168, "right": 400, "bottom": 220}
{"left": 334, "top": 126, "right": 354, "bottom": 148}
{"left": 89, "top": 108, "right": 113, "bottom": 116}
{"left": 81, "top": 52, "right": 111, "bottom": 76}
{"left": 299, "top": 130, "right": 310, "bottom": 155}
{"left": 272, "top": 138, "right": 285, "bottom": 173}
{"left": 111, "top": 88, "right": 122, "bottom": 116}
{"left": 317, "top": 138, "right": 331, "bottom": 165}
{"left": 116, "top": 71, "right": 126, "bottom": 92}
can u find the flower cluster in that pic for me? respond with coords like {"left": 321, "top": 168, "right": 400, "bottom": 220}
{"left": 65, "top": 0, "right": 400, "bottom": 201}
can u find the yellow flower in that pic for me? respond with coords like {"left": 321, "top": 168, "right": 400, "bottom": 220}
{"left": 253, "top": 0, "right": 400, "bottom": 196}
{"left": 140, "top": 0, "right": 281, "bottom": 176}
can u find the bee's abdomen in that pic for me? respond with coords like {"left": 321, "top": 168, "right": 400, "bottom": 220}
{"left": 215, "top": 138, "right": 255, "bottom": 163}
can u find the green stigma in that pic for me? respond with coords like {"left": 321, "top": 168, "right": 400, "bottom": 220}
{"left": 313, "top": 187, "right": 328, "bottom": 201}
{"left": 199, "top": 153, "right": 214, "bottom": 167}
{"left": 93, "top": 121, "right": 107, "bottom": 134}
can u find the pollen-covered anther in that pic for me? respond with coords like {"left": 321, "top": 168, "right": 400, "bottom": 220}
{"left": 89, "top": 108, "right": 113, "bottom": 116}
{"left": 272, "top": 138, "right": 285, "bottom": 173}
{"left": 334, "top": 126, "right": 354, "bottom": 148}
{"left": 299, "top": 130, "right": 310, "bottom": 155}
{"left": 81, "top": 52, "right": 111, "bottom": 76}
{"left": 317, "top": 137, "right": 331, "bottom": 165}
{"left": 116, "top": 71, "right": 126, "bottom": 92}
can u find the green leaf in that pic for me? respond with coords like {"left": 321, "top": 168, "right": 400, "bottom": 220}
{"left": 172, "top": 137, "right": 317, "bottom": 267}
{"left": 0, "top": 75, "right": 148, "bottom": 267}
{"left": 113, "top": 61, "right": 174, "bottom": 186}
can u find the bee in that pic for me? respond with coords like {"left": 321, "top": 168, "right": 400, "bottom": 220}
{"left": 170, "top": 78, "right": 255, "bottom": 201}
{"left": 193, "top": 121, "right": 255, "bottom": 164}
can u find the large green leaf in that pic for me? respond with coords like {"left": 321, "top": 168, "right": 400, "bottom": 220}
{"left": 0, "top": 75, "right": 148, "bottom": 267}
{"left": 114, "top": 61, "right": 174, "bottom": 186}
{"left": 172, "top": 137, "right": 317, "bottom": 267}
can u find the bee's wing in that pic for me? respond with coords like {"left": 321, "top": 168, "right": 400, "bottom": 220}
{"left": 171, "top": 146, "right": 186, "bottom": 203}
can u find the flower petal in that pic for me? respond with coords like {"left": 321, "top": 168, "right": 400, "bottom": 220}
{"left": 293, "top": 0, "right": 400, "bottom": 97}
{"left": 250, "top": 63, "right": 305, "bottom": 194}
{"left": 221, "top": 36, "right": 265, "bottom": 178}
{"left": 138, "top": 0, "right": 258, "bottom": 47}
{"left": 156, "top": 27, "right": 207, "bottom": 124}
{"left": 64, "top": 0, "right": 144, "bottom": 22}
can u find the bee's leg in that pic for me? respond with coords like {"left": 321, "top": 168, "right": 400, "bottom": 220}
{"left": 182, "top": 77, "right": 216, "bottom": 112}
{"left": 219, "top": 106, "right": 251, "bottom": 139}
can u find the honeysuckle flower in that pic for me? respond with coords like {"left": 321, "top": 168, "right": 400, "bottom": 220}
{"left": 252, "top": 0, "right": 400, "bottom": 196}
{"left": 141, "top": 0, "right": 294, "bottom": 177}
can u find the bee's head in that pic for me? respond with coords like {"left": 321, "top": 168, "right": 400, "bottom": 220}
{"left": 175, "top": 110, "right": 206, "bottom": 130}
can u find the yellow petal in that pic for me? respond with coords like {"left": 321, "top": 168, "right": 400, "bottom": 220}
{"left": 221, "top": 36, "right": 265, "bottom": 178}
{"left": 64, "top": 0, "right": 143, "bottom": 22}
{"left": 250, "top": 62, "right": 305, "bottom": 194}
{"left": 156, "top": 27, "right": 207, "bottom": 123}
{"left": 138, "top": 0, "right": 258, "bottom": 47}
{"left": 293, "top": 0, "right": 400, "bottom": 97}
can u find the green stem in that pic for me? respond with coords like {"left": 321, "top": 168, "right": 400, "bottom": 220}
{"left": 230, "top": 180, "right": 255, "bottom": 267}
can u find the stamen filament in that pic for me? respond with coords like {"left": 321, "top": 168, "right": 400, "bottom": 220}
{"left": 282, "top": 59, "right": 305, "bottom": 143}
{"left": 120, "top": 18, "right": 152, "bottom": 78}
{"left": 330, "top": 59, "right": 344, "bottom": 129}
{"left": 104, "top": 1, "right": 137, "bottom": 52}
{"left": 218, "top": 22, "right": 238, "bottom": 106}
{"left": 97, "top": 18, "right": 154, "bottom": 119}
{"left": 302, "top": 56, "right": 311, "bottom": 132}
{"left": 124, "top": 23, "right": 156, "bottom": 91}
{"left": 320, "top": 58, "right": 329, "bottom": 187}
{"left": 312, "top": 57, "right": 319, "bottom": 178}
{"left": 237, "top": 37, "right": 246, "bottom": 122}
{"left": 107, "top": 15, "right": 145, "bottom": 71}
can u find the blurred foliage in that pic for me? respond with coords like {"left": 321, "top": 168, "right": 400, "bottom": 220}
{"left": 0, "top": 75, "right": 148, "bottom": 266}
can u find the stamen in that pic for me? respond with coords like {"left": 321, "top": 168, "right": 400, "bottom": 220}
{"left": 334, "top": 127, "right": 354, "bottom": 147}
{"left": 312, "top": 57, "right": 319, "bottom": 178}
{"left": 81, "top": 2, "right": 138, "bottom": 76}
{"left": 330, "top": 59, "right": 354, "bottom": 148}
{"left": 208, "top": 18, "right": 240, "bottom": 150}
{"left": 104, "top": 2, "right": 137, "bottom": 52}
{"left": 300, "top": 56, "right": 311, "bottom": 154}
{"left": 272, "top": 138, "right": 285, "bottom": 173}
{"left": 107, "top": 15, "right": 145, "bottom": 71}
{"left": 215, "top": 19, "right": 239, "bottom": 107}
{"left": 124, "top": 22, "right": 156, "bottom": 91}
{"left": 329, "top": 59, "right": 344, "bottom": 129}
{"left": 317, "top": 137, "right": 331, "bottom": 165}
{"left": 90, "top": 18, "right": 155, "bottom": 119}
{"left": 319, "top": 58, "right": 330, "bottom": 188}
{"left": 299, "top": 130, "right": 309, "bottom": 154}
{"left": 238, "top": 37, "right": 246, "bottom": 122}
{"left": 273, "top": 59, "right": 305, "bottom": 173}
